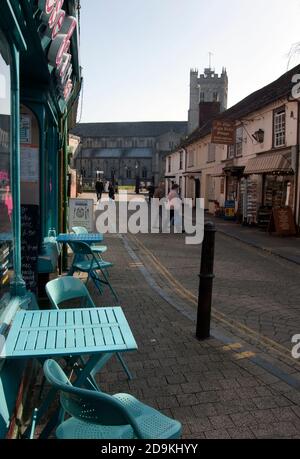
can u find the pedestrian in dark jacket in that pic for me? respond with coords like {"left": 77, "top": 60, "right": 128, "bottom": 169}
{"left": 95, "top": 180, "right": 104, "bottom": 201}
{"left": 108, "top": 182, "right": 115, "bottom": 200}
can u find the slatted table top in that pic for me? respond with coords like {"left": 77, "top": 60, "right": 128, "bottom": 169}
{"left": 0, "top": 307, "right": 137, "bottom": 359}
{"left": 56, "top": 233, "right": 104, "bottom": 243}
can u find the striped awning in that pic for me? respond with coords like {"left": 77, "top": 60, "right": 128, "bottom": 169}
{"left": 244, "top": 154, "right": 293, "bottom": 175}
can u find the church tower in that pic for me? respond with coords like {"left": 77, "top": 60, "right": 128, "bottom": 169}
{"left": 188, "top": 67, "right": 228, "bottom": 134}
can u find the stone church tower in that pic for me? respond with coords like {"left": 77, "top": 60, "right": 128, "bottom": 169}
{"left": 188, "top": 67, "right": 228, "bottom": 134}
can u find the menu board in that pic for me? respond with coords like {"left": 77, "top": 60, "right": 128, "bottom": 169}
{"left": 268, "top": 207, "right": 297, "bottom": 237}
{"left": 69, "top": 199, "right": 94, "bottom": 232}
{"left": 20, "top": 115, "right": 32, "bottom": 145}
{"left": 21, "top": 205, "right": 40, "bottom": 293}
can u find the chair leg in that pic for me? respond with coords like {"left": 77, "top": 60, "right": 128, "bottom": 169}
{"left": 116, "top": 352, "right": 132, "bottom": 380}
{"left": 89, "top": 271, "right": 104, "bottom": 295}
{"left": 100, "top": 268, "right": 119, "bottom": 302}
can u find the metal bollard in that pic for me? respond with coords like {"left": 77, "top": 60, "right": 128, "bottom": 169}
{"left": 196, "top": 221, "right": 216, "bottom": 341}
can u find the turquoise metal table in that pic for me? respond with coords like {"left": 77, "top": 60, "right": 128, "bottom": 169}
{"left": 56, "top": 233, "right": 104, "bottom": 244}
{"left": 0, "top": 307, "right": 137, "bottom": 438}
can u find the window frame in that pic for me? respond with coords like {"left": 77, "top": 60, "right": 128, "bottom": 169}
{"left": 273, "top": 107, "right": 286, "bottom": 148}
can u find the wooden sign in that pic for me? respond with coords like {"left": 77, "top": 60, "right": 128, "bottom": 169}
{"left": 21, "top": 205, "right": 40, "bottom": 293}
{"left": 211, "top": 120, "right": 236, "bottom": 145}
{"left": 268, "top": 206, "right": 297, "bottom": 236}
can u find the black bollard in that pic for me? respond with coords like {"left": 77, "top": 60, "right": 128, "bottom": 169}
{"left": 196, "top": 221, "right": 216, "bottom": 341}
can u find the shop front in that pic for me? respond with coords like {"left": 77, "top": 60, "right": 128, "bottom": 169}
{"left": 0, "top": 0, "right": 81, "bottom": 438}
{"left": 223, "top": 166, "right": 245, "bottom": 221}
{"left": 242, "top": 152, "right": 295, "bottom": 230}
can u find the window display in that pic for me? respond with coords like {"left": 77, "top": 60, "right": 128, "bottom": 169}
{"left": 0, "top": 30, "right": 13, "bottom": 301}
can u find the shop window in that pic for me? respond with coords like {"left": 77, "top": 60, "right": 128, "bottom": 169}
{"left": 126, "top": 168, "right": 132, "bottom": 179}
{"left": 273, "top": 108, "right": 286, "bottom": 148}
{"left": 0, "top": 30, "right": 13, "bottom": 304}
{"left": 142, "top": 168, "right": 147, "bottom": 179}
{"left": 200, "top": 92, "right": 205, "bottom": 102}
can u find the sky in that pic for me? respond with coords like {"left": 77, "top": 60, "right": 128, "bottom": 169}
{"left": 79, "top": 0, "right": 300, "bottom": 123}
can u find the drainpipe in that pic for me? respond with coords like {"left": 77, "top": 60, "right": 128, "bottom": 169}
{"left": 10, "top": 43, "right": 26, "bottom": 297}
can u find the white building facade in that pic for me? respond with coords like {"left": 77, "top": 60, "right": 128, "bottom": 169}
{"left": 167, "top": 65, "right": 300, "bottom": 229}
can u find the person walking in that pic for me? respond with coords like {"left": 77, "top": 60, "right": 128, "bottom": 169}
{"left": 153, "top": 182, "right": 166, "bottom": 229}
{"left": 108, "top": 182, "right": 115, "bottom": 200}
{"left": 167, "top": 183, "right": 184, "bottom": 232}
{"left": 95, "top": 180, "right": 104, "bottom": 201}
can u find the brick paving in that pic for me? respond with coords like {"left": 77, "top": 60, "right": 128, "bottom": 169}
{"left": 79, "top": 232, "right": 300, "bottom": 439}
{"left": 29, "top": 193, "right": 300, "bottom": 439}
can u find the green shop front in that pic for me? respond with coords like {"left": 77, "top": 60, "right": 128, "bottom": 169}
{"left": 0, "top": 0, "right": 81, "bottom": 438}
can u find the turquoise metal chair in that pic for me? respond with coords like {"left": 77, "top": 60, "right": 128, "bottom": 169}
{"left": 72, "top": 227, "right": 108, "bottom": 256}
{"left": 67, "top": 241, "right": 118, "bottom": 302}
{"left": 45, "top": 277, "right": 131, "bottom": 380}
{"left": 43, "top": 359, "right": 182, "bottom": 440}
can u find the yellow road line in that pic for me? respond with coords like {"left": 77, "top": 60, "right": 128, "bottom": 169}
{"left": 128, "top": 234, "right": 299, "bottom": 367}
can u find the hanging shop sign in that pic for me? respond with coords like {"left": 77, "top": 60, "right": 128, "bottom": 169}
{"left": 211, "top": 120, "right": 236, "bottom": 145}
{"left": 38, "top": 0, "right": 77, "bottom": 101}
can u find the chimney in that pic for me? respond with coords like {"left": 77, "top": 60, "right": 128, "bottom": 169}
{"left": 199, "top": 101, "right": 221, "bottom": 129}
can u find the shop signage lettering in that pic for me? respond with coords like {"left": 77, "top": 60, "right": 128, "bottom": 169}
{"left": 38, "top": 0, "right": 77, "bottom": 100}
{"left": 211, "top": 120, "right": 236, "bottom": 145}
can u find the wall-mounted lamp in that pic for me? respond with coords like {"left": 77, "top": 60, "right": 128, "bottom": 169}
{"left": 252, "top": 129, "right": 264, "bottom": 144}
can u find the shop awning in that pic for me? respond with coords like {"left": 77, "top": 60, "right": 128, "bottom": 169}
{"left": 244, "top": 154, "right": 293, "bottom": 175}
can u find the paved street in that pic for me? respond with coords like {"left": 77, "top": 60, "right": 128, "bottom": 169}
{"left": 43, "top": 191, "right": 300, "bottom": 439}
{"left": 31, "top": 192, "right": 300, "bottom": 439}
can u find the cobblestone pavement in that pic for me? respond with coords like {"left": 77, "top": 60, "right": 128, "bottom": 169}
{"left": 32, "top": 193, "right": 300, "bottom": 439}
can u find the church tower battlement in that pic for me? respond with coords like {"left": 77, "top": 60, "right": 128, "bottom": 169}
{"left": 188, "top": 67, "right": 228, "bottom": 134}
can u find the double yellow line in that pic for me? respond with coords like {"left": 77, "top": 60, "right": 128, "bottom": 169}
{"left": 128, "top": 234, "right": 300, "bottom": 367}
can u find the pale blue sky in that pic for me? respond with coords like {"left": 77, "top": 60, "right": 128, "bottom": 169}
{"left": 79, "top": 0, "right": 300, "bottom": 123}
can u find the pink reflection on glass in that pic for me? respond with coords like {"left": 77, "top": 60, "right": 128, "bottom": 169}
{"left": 4, "top": 186, "right": 13, "bottom": 222}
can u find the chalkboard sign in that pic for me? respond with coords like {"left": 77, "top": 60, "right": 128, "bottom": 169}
{"left": 268, "top": 206, "right": 297, "bottom": 237}
{"left": 21, "top": 205, "right": 40, "bottom": 293}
